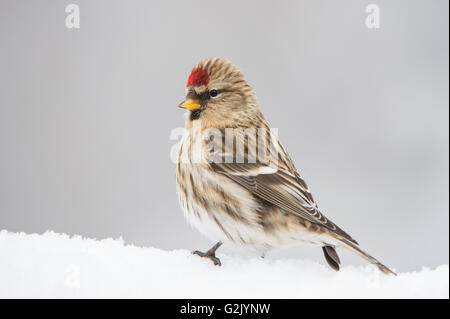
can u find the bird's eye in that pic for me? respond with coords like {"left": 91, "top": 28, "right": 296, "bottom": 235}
{"left": 209, "top": 89, "right": 219, "bottom": 98}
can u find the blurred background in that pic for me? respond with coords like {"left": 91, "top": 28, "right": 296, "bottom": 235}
{"left": 0, "top": 0, "right": 448, "bottom": 272}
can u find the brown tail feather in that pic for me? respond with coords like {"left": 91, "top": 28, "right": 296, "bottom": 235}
{"left": 339, "top": 239, "right": 397, "bottom": 275}
{"left": 322, "top": 246, "right": 341, "bottom": 271}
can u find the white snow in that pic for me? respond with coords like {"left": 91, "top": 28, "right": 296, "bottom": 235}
{"left": 0, "top": 230, "right": 447, "bottom": 299}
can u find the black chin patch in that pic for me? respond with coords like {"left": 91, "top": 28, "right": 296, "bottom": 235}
{"left": 190, "top": 109, "right": 202, "bottom": 121}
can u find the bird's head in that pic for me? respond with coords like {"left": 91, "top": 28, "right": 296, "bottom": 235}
{"left": 179, "top": 58, "right": 259, "bottom": 129}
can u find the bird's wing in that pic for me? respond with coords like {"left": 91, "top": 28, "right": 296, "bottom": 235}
{"left": 205, "top": 128, "right": 357, "bottom": 244}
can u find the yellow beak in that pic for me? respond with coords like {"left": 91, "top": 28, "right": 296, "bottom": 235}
{"left": 179, "top": 99, "right": 201, "bottom": 111}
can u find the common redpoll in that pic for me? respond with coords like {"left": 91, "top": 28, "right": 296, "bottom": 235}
{"left": 176, "top": 58, "right": 395, "bottom": 275}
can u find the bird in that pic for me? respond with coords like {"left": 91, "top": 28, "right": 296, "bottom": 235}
{"left": 176, "top": 58, "right": 395, "bottom": 275}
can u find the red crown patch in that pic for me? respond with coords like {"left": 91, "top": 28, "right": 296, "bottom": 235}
{"left": 186, "top": 68, "right": 209, "bottom": 87}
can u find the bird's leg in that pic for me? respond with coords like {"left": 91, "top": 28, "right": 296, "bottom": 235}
{"left": 192, "top": 242, "right": 223, "bottom": 266}
{"left": 260, "top": 245, "right": 270, "bottom": 259}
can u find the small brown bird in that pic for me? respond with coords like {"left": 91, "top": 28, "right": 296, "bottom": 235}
{"left": 176, "top": 58, "right": 395, "bottom": 275}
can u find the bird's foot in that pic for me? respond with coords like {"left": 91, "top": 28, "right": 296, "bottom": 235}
{"left": 192, "top": 242, "right": 223, "bottom": 266}
{"left": 192, "top": 250, "right": 221, "bottom": 266}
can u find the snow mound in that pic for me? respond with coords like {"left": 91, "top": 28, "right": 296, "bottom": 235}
{"left": 0, "top": 230, "right": 447, "bottom": 298}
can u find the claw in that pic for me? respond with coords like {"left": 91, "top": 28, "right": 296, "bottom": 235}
{"left": 192, "top": 242, "right": 223, "bottom": 266}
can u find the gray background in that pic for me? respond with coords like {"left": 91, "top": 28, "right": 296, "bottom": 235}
{"left": 0, "top": 0, "right": 448, "bottom": 272}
